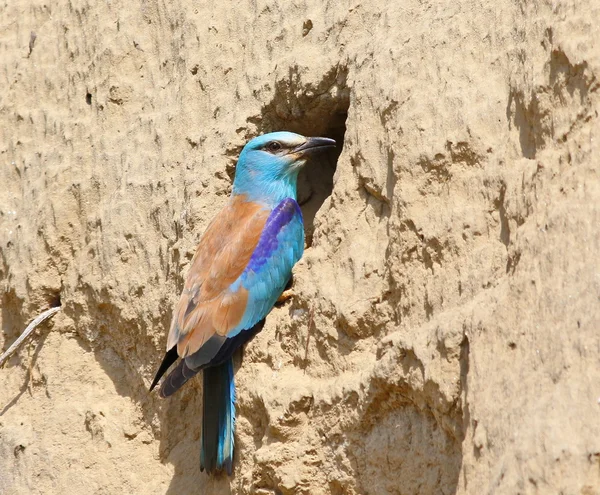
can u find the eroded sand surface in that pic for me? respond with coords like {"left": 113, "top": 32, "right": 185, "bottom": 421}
{"left": 1, "top": 1, "right": 599, "bottom": 493}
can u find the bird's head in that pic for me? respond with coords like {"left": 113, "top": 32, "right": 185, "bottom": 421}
{"left": 232, "top": 131, "right": 336, "bottom": 205}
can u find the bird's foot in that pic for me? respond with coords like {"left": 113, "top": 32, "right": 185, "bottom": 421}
{"left": 275, "top": 289, "right": 294, "bottom": 306}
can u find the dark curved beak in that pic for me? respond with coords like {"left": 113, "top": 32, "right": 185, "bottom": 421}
{"left": 291, "top": 137, "right": 337, "bottom": 155}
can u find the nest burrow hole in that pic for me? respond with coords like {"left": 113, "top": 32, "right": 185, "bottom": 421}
{"left": 257, "top": 67, "right": 350, "bottom": 246}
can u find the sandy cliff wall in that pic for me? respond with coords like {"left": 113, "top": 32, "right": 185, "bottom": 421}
{"left": 1, "top": 1, "right": 599, "bottom": 494}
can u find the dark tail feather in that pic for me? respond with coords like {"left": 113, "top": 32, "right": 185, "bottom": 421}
{"left": 150, "top": 346, "right": 179, "bottom": 392}
{"left": 210, "top": 318, "right": 266, "bottom": 367}
{"left": 201, "top": 358, "right": 235, "bottom": 475}
{"left": 153, "top": 319, "right": 266, "bottom": 397}
{"left": 159, "top": 358, "right": 201, "bottom": 398}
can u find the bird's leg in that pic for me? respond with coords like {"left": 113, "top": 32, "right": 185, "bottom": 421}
{"left": 276, "top": 275, "right": 294, "bottom": 305}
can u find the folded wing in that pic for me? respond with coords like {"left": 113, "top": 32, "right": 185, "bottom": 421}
{"left": 151, "top": 196, "right": 304, "bottom": 396}
{"left": 170, "top": 195, "right": 269, "bottom": 359}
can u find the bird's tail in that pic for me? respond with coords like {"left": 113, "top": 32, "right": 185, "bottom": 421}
{"left": 201, "top": 358, "right": 235, "bottom": 475}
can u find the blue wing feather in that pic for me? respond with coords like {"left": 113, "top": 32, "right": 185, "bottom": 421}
{"left": 227, "top": 198, "right": 304, "bottom": 337}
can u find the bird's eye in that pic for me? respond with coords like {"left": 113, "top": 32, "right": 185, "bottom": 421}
{"left": 267, "top": 141, "right": 282, "bottom": 152}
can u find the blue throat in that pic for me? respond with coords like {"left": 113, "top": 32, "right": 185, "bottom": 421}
{"left": 232, "top": 168, "right": 299, "bottom": 206}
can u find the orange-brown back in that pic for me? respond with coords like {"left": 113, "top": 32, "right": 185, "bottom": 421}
{"left": 167, "top": 195, "right": 270, "bottom": 358}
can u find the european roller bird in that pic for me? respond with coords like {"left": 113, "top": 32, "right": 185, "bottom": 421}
{"left": 150, "top": 131, "right": 336, "bottom": 474}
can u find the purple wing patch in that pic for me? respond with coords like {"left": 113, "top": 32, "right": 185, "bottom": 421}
{"left": 246, "top": 198, "right": 302, "bottom": 273}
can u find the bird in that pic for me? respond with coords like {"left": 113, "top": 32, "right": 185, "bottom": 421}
{"left": 150, "top": 131, "right": 336, "bottom": 475}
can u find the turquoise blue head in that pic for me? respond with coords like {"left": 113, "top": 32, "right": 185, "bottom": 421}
{"left": 232, "top": 131, "right": 336, "bottom": 205}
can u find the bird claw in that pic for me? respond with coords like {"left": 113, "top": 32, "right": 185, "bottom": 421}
{"left": 276, "top": 290, "right": 294, "bottom": 305}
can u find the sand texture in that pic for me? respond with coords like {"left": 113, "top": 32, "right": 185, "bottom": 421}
{"left": 1, "top": 0, "right": 599, "bottom": 493}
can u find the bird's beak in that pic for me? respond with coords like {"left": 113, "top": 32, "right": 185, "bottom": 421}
{"left": 290, "top": 137, "right": 337, "bottom": 155}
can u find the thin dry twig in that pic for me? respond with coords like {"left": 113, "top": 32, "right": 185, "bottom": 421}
{"left": 0, "top": 306, "right": 61, "bottom": 368}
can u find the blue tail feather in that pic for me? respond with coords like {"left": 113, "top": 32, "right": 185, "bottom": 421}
{"left": 201, "top": 358, "right": 235, "bottom": 475}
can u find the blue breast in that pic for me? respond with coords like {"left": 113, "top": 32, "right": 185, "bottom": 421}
{"left": 246, "top": 199, "right": 303, "bottom": 272}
